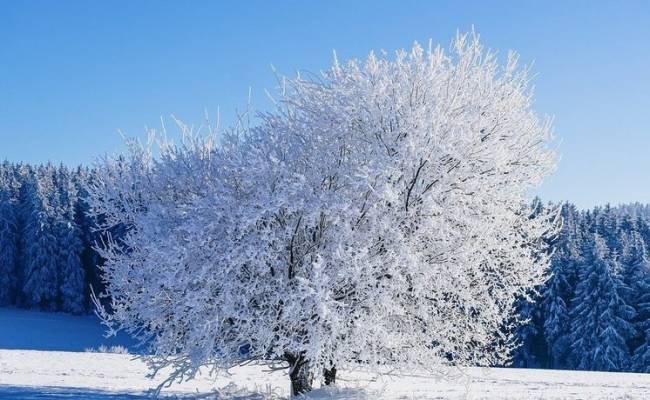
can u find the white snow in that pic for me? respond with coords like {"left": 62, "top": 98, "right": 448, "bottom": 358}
{"left": 1, "top": 348, "right": 650, "bottom": 399}
{"left": 1, "top": 307, "right": 650, "bottom": 398}
{"left": 1, "top": 305, "right": 649, "bottom": 399}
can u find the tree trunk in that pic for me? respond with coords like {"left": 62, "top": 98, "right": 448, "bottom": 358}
{"left": 324, "top": 366, "right": 337, "bottom": 385}
{"left": 287, "top": 354, "right": 313, "bottom": 396}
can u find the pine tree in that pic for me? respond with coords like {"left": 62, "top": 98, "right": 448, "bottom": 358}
{"left": 57, "top": 221, "right": 85, "bottom": 313}
{"left": 19, "top": 167, "right": 60, "bottom": 310}
{"left": 512, "top": 293, "right": 546, "bottom": 368}
{"left": 73, "top": 167, "right": 104, "bottom": 308}
{"left": 594, "top": 206, "right": 617, "bottom": 243}
{"left": 0, "top": 162, "right": 112, "bottom": 312}
{"left": 620, "top": 231, "right": 650, "bottom": 372}
{"left": 541, "top": 203, "right": 580, "bottom": 369}
{"left": 511, "top": 198, "right": 555, "bottom": 368}
{"left": 542, "top": 267, "right": 571, "bottom": 369}
{"left": 632, "top": 283, "right": 650, "bottom": 372}
{"left": 0, "top": 188, "right": 18, "bottom": 305}
{"left": 569, "top": 235, "right": 636, "bottom": 371}
{"left": 55, "top": 166, "right": 86, "bottom": 314}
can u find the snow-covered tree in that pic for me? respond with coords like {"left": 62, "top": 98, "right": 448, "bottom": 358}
{"left": 620, "top": 231, "right": 650, "bottom": 372}
{"left": 0, "top": 162, "right": 103, "bottom": 312}
{"left": 542, "top": 203, "right": 582, "bottom": 369}
{"left": 88, "top": 33, "right": 557, "bottom": 395}
{"left": 0, "top": 187, "right": 18, "bottom": 305}
{"left": 56, "top": 221, "right": 85, "bottom": 313}
{"left": 631, "top": 317, "right": 650, "bottom": 371}
{"left": 511, "top": 198, "right": 551, "bottom": 369}
{"left": 511, "top": 294, "right": 546, "bottom": 368}
{"left": 542, "top": 269, "right": 571, "bottom": 368}
{"left": 19, "top": 169, "right": 60, "bottom": 310}
{"left": 569, "top": 235, "right": 636, "bottom": 371}
{"left": 55, "top": 167, "right": 86, "bottom": 314}
{"left": 73, "top": 167, "right": 105, "bottom": 308}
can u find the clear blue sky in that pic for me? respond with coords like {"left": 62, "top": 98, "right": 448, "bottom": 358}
{"left": 1, "top": 1, "right": 648, "bottom": 208}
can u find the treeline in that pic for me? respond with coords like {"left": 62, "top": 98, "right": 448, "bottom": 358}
{"left": 1, "top": 160, "right": 649, "bottom": 372}
{"left": 0, "top": 161, "right": 110, "bottom": 314}
{"left": 513, "top": 202, "right": 650, "bottom": 373}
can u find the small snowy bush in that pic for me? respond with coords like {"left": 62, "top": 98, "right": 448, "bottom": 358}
{"left": 84, "top": 345, "right": 130, "bottom": 354}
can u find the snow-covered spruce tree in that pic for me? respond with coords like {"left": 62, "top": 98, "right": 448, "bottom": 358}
{"left": 542, "top": 203, "right": 582, "bottom": 369}
{"left": 0, "top": 187, "right": 18, "bottom": 305}
{"left": 620, "top": 231, "right": 650, "bottom": 372}
{"left": 569, "top": 235, "right": 636, "bottom": 371}
{"left": 20, "top": 166, "right": 60, "bottom": 310}
{"left": 73, "top": 166, "right": 105, "bottom": 309}
{"left": 88, "top": 34, "right": 557, "bottom": 395}
{"left": 511, "top": 294, "right": 546, "bottom": 368}
{"left": 511, "top": 198, "right": 550, "bottom": 369}
{"left": 55, "top": 166, "right": 86, "bottom": 314}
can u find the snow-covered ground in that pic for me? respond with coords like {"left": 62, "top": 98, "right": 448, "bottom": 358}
{"left": 1, "top": 308, "right": 650, "bottom": 399}
{"left": 2, "top": 349, "right": 650, "bottom": 399}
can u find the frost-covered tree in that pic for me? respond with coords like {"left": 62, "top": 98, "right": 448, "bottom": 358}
{"left": 542, "top": 270, "right": 570, "bottom": 368}
{"left": 511, "top": 199, "right": 550, "bottom": 369}
{"left": 0, "top": 162, "right": 106, "bottom": 312}
{"left": 0, "top": 187, "right": 18, "bottom": 305}
{"left": 55, "top": 167, "right": 86, "bottom": 314}
{"left": 569, "top": 235, "right": 636, "bottom": 371}
{"left": 512, "top": 203, "right": 650, "bottom": 373}
{"left": 511, "top": 294, "right": 545, "bottom": 368}
{"left": 56, "top": 221, "right": 85, "bottom": 313}
{"left": 88, "top": 33, "right": 557, "bottom": 395}
{"left": 620, "top": 231, "right": 650, "bottom": 372}
{"left": 631, "top": 312, "right": 650, "bottom": 371}
{"left": 20, "top": 167, "right": 60, "bottom": 310}
{"left": 542, "top": 203, "right": 582, "bottom": 369}
{"left": 73, "top": 167, "right": 105, "bottom": 308}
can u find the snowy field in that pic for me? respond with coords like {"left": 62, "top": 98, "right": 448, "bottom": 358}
{"left": 1, "top": 308, "right": 650, "bottom": 399}
{"left": 2, "top": 349, "right": 650, "bottom": 399}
